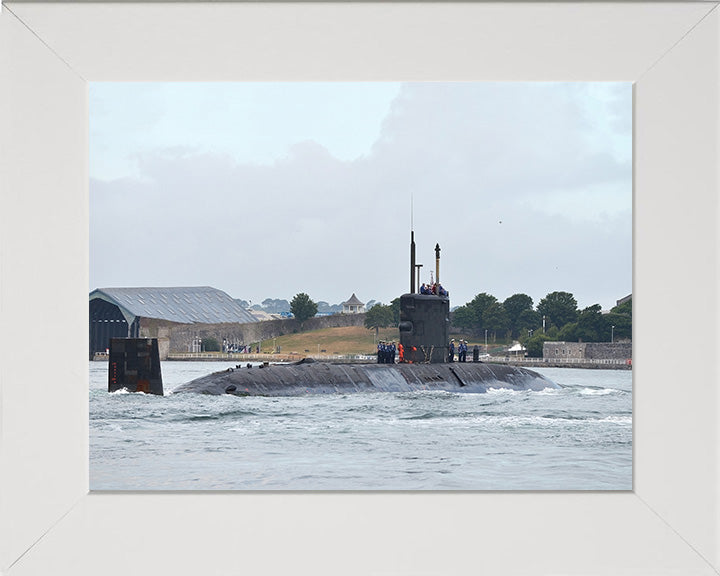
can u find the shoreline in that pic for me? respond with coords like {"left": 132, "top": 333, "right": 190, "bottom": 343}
{"left": 93, "top": 352, "right": 631, "bottom": 370}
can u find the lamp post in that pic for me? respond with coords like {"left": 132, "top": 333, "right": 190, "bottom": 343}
{"left": 485, "top": 329, "right": 488, "bottom": 354}
{"left": 611, "top": 325, "right": 615, "bottom": 343}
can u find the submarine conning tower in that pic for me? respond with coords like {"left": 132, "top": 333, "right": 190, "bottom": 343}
{"left": 398, "top": 233, "right": 450, "bottom": 364}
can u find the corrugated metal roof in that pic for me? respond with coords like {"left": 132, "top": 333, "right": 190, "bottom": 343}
{"left": 90, "top": 286, "right": 257, "bottom": 325}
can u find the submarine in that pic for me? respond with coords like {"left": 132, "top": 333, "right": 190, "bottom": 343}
{"left": 171, "top": 232, "right": 558, "bottom": 397}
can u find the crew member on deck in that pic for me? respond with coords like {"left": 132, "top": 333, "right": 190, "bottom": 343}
{"left": 459, "top": 340, "right": 467, "bottom": 362}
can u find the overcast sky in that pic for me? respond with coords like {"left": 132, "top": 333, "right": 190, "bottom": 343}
{"left": 90, "top": 82, "right": 631, "bottom": 311}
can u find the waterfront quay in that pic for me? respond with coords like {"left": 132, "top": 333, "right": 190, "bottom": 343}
{"left": 488, "top": 356, "right": 632, "bottom": 370}
{"left": 165, "top": 352, "right": 376, "bottom": 364}
{"left": 94, "top": 351, "right": 630, "bottom": 369}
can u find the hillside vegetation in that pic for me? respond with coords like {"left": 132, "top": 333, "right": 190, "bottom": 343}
{"left": 259, "top": 325, "right": 499, "bottom": 356}
{"left": 261, "top": 325, "right": 400, "bottom": 356}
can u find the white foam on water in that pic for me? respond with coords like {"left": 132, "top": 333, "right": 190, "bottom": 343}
{"left": 535, "top": 388, "right": 561, "bottom": 396}
{"left": 485, "top": 387, "right": 525, "bottom": 396}
{"left": 579, "top": 387, "right": 615, "bottom": 396}
{"left": 597, "top": 415, "right": 632, "bottom": 425}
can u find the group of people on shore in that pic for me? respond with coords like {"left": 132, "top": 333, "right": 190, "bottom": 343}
{"left": 419, "top": 282, "right": 448, "bottom": 297}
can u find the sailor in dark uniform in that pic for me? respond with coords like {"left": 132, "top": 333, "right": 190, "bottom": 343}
{"left": 459, "top": 340, "right": 467, "bottom": 362}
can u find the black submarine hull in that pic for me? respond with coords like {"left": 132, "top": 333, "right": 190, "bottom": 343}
{"left": 173, "top": 361, "right": 558, "bottom": 396}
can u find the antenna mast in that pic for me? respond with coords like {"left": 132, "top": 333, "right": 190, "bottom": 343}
{"left": 410, "top": 193, "right": 416, "bottom": 293}
{"left": 411, "top": 192, "right": 414, "bottom": 230}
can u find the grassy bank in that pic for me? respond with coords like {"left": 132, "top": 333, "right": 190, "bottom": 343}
{"left": 261, "top": 325, "right": 400, "bottom": 356}
{"left": 259, "top": 325, "right": 511, "bottom": 356}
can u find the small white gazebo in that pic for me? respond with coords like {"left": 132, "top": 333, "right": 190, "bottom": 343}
{"left": 508, "top": 343, "right": 527, "bottom": 356}
{"left": 341, "top": 293, "right": 366, "bottom": 314}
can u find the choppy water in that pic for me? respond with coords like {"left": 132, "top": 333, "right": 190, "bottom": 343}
{"left": 90, "top": 361, "right": 632, "bottom": 490}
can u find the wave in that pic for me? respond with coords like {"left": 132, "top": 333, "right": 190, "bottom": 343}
{"left": 539, "top": 413, "right": 590, "bottom": 421}
{"left": 178, "top": 409, "right": 261, "bottom": 422}
{"left": 393, "top": 390, "right": 462, "bottom": 400}
{"left": 597, "top": 416, "right": 632, "bottom": 425}
{"left": 578, "top": 387, "right": 617, "bottom": 396}
{"left": 400, "top": 412, "right": 440, "bottom": 421}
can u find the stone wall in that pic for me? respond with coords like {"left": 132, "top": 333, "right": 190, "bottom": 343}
{"left": 137, "top": 318, "right": 178, "bottom": 360}
{"left": 543, "top": 341, "right": 632, "bottom": 360}
{"left": 153, "top": 313, "right": 367, "bottom": 357}
{"left": 584, "top": 342, "right": 632, "bottom": 360}
{"left": 543, "top": 342, "right": 587, "bottom": 359}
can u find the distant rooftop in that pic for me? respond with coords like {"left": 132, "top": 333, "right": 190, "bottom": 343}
{"left": 616, "top": 294, "right": 632, "bottom": 307}
{"left": 89, "top": 286, "right": 257, "bottom": 325}
{"left": 342, "top": 293, "right": 364, "bottom": 307}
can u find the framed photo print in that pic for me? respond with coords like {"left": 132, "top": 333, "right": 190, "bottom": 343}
{"left": 1, "top": 2, "right": 718, "bottom": 574}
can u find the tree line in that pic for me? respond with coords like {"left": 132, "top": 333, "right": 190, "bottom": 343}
{"left": 294, "top": 290, "right": 632, "bottom": 359}
{"left": 363, "top": 291, "right": 632, "bottom": 358}
{"left": 451, "top": 291, "right": 631, "bottom": 356}
{"left": 239, "top": 297, "right": 343, "bottom": 316}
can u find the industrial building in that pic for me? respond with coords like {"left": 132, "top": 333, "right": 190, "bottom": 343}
{"left": 89, "top": 286, "right": 256, "bottom": 358}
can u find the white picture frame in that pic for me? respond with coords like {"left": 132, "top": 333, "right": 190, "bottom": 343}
{"left": 1, "top": 2, "right": 718, "bottom": 574}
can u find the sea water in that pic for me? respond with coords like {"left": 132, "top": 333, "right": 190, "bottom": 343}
{"left": 89, "top": 361, "right": 632, "bottom": 490}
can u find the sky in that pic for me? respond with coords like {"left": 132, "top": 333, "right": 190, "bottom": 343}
{"left": 89, "top": 82, "right": 632, "bottom": 311}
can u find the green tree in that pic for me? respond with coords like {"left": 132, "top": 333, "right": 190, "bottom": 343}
{"left": 452, "top": 292, "right": 513, "bottom": 338}
{"left": 469, "top": 293, "right": 499, "bottom": 319}
{"left": 484, "top": 301, "right": 510, "bottom": 339}
{"left": 468, "top": 293, "right": 499, "bottom": 335}
{"left": 606, "top": 297, "right": 632, "bottom": 341}
{"left": 517, "top": 308, "right": 542, "bottom": 334}
{"left": 537, "top": 291, "right": 578, "bottom": 329}
{"left": 290, "top": 292, "right": 318, "bottom": 324}
{"left": 451, "top": 304, "right": 479, "bottom": 333}
{"left": 525, "top": 333, "right": 552, "bottom": 357}
{"left": 575, "top": 304, "right": 604, "bottom": 342}
{"left": 604, "top": 312, "right": 632, "bottom": 341}
{"left": 558, "top": 322, "right": 578, "bottom": 341}
{"left": 364, "top": 304, "right": 394, "bottom": 338}
{"left": 503, "top": 293, "right": 534, "bottom": 338}
{"left": 611, "top": 298, "right": 632, "bottom": 317}
{"left": 390, "top": 297, "right": 401, "bottom": 325}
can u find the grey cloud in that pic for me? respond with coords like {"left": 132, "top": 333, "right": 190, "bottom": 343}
{"left": 91, "top": 82, "right": 631, "bottom": 310}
